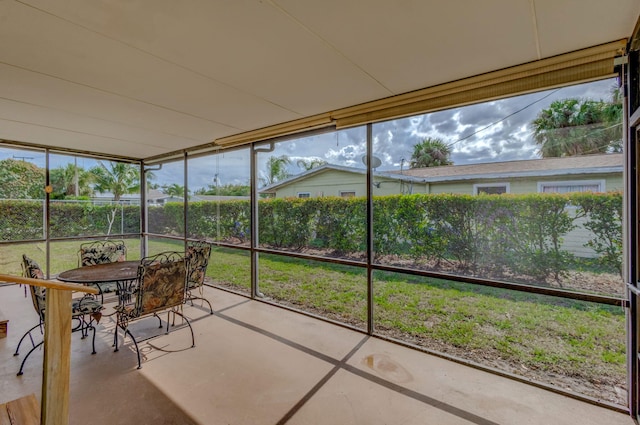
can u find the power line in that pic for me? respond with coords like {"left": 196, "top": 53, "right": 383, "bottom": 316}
{"left": 447, "top": 88, "right": 561, "bottom": 148}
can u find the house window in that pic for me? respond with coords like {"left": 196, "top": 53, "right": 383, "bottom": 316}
{"left": 340, "top": 191, "right": 356, "bottom": 198}
{"left": 298, "top": 192, "right": 311, "bottom": 198}
{"left": 473, "top": 183, "right": 509, "bottom": 195}
{"left": 537, "top": 180, "right": 604, "bottom": 193}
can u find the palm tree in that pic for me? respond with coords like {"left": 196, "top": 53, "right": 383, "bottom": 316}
{"left": 410, "top": 138, "right": 453, "bottom": 168}
{"left": 50, "top": 163, "right": 94, "bottom": 198}
{"left": 296, "top": 158, "right": 327, "bottom": 171}
{"left": 260, "top": 155, "right": 291, "bottom": 186}
{"left": 90, "top": 161, "right": 140, "bottom": 201}
{"left": 163, "top": 183, "right": 189, "bottom": 199}
{"left": 532, "top": 94, "right": 622, "bottom": 158}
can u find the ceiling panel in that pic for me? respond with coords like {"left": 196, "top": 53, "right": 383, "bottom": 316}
{"left": 275, "top": 0, "right": 539, "bottom": 94}
{"left": 534, "top": 0, "right": 640, "bottom": 58}
{"left": 0, "top": 1, "right": 299, "bottom": 129}
{"left": 0, "top": 98, "right": 199, "bottom": 150}
{"left": 0, "top": 118, "right": 168, "bottom": 158}
{"left": 0, "top": 64, "right": 231, "bottom": 142}
{"left": 17, "top": 0, "right": 391, "bottom": 116}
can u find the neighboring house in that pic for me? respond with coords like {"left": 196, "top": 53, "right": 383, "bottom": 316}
{"left": 396, "top": 153, "right": 623, "bottom": 195}
{"left": 259, "top": 164, "right": 431, "bottom": 198}
{"left": 260, "top": 154, "right": 623, "bottom": 259}
{"left": 260, "top": 154, "right": 623, "bottom": 198}
{"left": 89, "top": 192, "right": 141, "bottom": 205}
{"left": 191, "top": 195, "right": 250, "bottom": 202}
{"left": 146, "top": 189, "right": 182, "bottom": 206}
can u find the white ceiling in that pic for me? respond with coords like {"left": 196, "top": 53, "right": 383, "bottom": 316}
{"left": 0, "top": 0, "right": 638, "bottom": 160}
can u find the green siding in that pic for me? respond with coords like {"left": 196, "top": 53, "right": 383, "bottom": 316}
{"left": 272, "top": 170, "right": 623, "bottom": 198}
{"left": 275, "top": 170, "right": 428, "bottom": 198}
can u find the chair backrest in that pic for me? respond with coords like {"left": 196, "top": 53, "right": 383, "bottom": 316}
{"left": 133, "top": 251, "right": 187, "bottom": 317}
{"left": 21, "top": 254, "right": 46, "bottom": 319}
{"left": 78, "top": 239, "right": 127, "bottom": 267}
{"left": 186, "top": 241, "right": 212, "bottom": 290}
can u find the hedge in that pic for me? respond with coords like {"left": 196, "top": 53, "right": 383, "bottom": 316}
{"left": 0, "top": 200, "right": 140, "bottom": 240}
{"left": 0, "top": 192, "right": 622, "bottom": 281}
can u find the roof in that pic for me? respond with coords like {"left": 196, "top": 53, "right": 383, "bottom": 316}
{"left": 191, "top": 195, "right": 250, "bottom": 202}
{"left": 261, "top": 154, "right": 623, "bottom": 192}
{"left": 0, "top": 3, "right": 638, "bottom": 159}
{"left": 260, "top": 164, "right": 427, "bottom": 193}
{"left": 394, "top": 153, "right": 623, "bottom": 182}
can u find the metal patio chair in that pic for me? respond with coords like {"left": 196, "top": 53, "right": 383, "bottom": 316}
{"left": 185, "top": 240, "right": 213, "bottom": 314}
{"left": 113, "top": 251, "right": 195, "bottom": 369}
{"left": 14, "top": 254, "right": 103, "bottom": 375}
{"left": 78, "top": 239, "right": 128, "bottom": 297}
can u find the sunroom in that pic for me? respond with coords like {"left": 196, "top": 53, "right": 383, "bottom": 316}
{"left": 1, "top": 2, "right": 640, "bottom": 424}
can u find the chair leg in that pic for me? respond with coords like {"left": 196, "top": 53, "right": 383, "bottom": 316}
{"left": 172, "top": 310, "right": 195, "bottom": 348}
{"left": 113, "top": 322, "right": 141, "bottom": 369}
{"left": 14, "top": 323, "right": 42, "bottom": 356}
{"left": 90, "top": 324, "right": 97, "bottom": 355}
{"left": 124, "top": 329, "right": 141, "bottom": 369}
{"left": 94, "top": 282, "right": 105, "bottom": 304}
{"left": 17, "top": 340, "right": 44, "bottom": 376}
{"left": 113, "top": 323, "right": 120, "bottom": 351}
{"left": 186, "top": 295, "right": 214, "bottom": 315}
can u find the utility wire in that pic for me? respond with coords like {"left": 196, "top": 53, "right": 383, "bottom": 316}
{"left": 447, "top": 88, "right": 561, "bottom": 148}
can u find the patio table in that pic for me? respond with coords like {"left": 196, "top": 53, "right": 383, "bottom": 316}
{"left": 57, "top": 260, "right": 140, "bottom": 304}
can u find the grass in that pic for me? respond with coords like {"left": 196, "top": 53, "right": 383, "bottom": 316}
{"left": 0, "top": 241, "right": 626, "bottom": 402}
{"left": 207, "top": 247, "right": 626, "bottom": 402}
{"left": 0, "top": 238, "right": 185, "bottom": 276}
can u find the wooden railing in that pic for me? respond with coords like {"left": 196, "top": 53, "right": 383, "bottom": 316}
{"left": 0, "top": 274, "right": 99, "bottom": 425}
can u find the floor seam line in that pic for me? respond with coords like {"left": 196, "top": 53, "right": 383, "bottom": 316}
{"left": 275, "top": 336, "right": 370, "bottom": 425}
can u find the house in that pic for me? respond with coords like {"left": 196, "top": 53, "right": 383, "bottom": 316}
{"left": 146, "top": 189, "right": 183, "bottom": 206}
{"left": 260, "top": 153, "right": 623, "bottom": 198}
{"left": 191, "top": 194, "right": 250, "bottom": 202}
{"left": 259, "top": 164, "right": 430, "bottom": 198}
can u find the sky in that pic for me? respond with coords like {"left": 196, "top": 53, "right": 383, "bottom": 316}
{"left": 0, "top": 77, "right": 620, "bottom": 191}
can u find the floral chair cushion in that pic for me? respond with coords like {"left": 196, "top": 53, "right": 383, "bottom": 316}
{"left": 79, "top": 241, "right": 127, "bottom": 266}
{"left": 22, "top": 254, "right": 46, "bottom": 314}
{"left": 22, "top": 254, "right": 44, "bottom": 280}
{"left": 73, "top": 296, "right": 104, "bottom": 323}
{"left": 123, "top": 257, "right": 186, "bottom": 318}
{"left": 186, "top": 243, "right": 211, "bottom": 290}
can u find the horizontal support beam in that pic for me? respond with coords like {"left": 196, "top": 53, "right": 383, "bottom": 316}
{"left": 0, "top": 274, "right": 98, "bottom": 294}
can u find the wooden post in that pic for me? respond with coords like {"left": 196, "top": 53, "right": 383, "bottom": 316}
{"left": 0, "top": 274, "right": 98, "bottom": 425}
{"left": 41, "top": 289, "right": 72, "bottom": 425}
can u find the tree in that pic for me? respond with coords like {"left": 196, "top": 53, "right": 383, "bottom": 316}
{"left": 531, "top": 93, "right": 622, "bottom": 158}
{"left": 197, "top": 183, "right": 250, "bottom": 196}
{"left": 410, "top": 138, "right": 453, "bottom": 168}
{"left": 49, "top": 163, "right": 94, "bottom": 199}
{"left": 260, "top": 155, "right": 291, "bottom": 186}
{"left": 90, "top": 161, "right": 140, "bottom": 201}
{"left": 162, "top": 183, "right": 189, "bottom": 199}
{"left": 0, "top": 158, "right": 45, "bottom": 199}
{"left": 296, "top": 158, "right": 327, "bottom": 171}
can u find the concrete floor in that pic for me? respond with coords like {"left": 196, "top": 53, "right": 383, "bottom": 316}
{"left": 0, "top": 283, "right": 635, "bottom": 425}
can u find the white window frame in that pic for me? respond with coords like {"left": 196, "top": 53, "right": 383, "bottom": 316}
{"left": 473, "top": 182, "right": 510, "bottom": 195}
{"left": 297, "top": 192, "right": 311, "bottom": 198}
{"left": 537, "top": 179, "right": 605, "bottom": 193}
{"left": 339, "top": 190, "right": 356, "bottom": 198}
